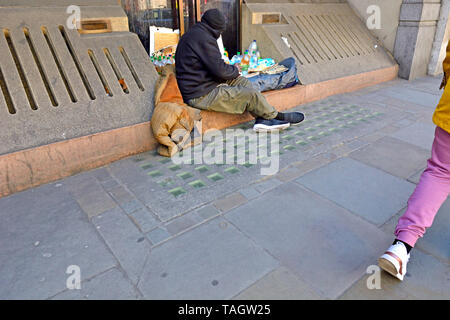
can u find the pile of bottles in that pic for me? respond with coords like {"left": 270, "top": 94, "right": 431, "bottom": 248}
{"left": 151, "top": 53, "right": 175, "bottom": 74}
{"left": 229, "top": 40, "right": 261, "bottom": 75}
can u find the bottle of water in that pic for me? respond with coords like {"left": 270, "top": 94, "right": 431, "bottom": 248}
{"left": 250, "top": 51, "right": 258, "bottom": 69}
{"left": 240, "top": 50, "right": 250, "bottom": 75}
{"left": 223, "top": 52, "right": 230, "bottom": 64}
{"left": 248, "top": 40, "right": 258, "bottom": 56}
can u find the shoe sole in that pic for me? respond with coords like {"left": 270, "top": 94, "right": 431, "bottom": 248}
{"left": 253, "top": 123, "right": 290, "bottom": 133}
{"left": 378, "top": 257, "right": 403, "bottom": 281}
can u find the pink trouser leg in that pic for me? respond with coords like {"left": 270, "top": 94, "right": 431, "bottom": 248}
{"left": 395, "top": 126, "right": 450, "bottom": 247}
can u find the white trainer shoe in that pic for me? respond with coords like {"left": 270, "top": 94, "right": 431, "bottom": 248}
{"left": 378, "top": 241, "right": 410, "bottom": 281}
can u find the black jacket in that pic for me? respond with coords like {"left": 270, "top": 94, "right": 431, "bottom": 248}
{"left": 175, "top": 21, "right": 239, "bottom": 103}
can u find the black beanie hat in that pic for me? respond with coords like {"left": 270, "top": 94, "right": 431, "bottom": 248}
{"left": 201, "top": 9, "right": 226, "bottom": 32}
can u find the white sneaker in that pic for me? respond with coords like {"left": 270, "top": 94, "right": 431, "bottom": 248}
{"left": 253, "top": 118, "right": 290, "bottom": 133}
{"left": 378, "top": 241, "right": 410, "bottom": 281}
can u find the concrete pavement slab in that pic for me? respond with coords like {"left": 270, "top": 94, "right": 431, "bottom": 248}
{"left": 340, "top": 249, "right": 450, "bottom": 300}
{"left": 381, "top": 197, "right": 449, "bottom": 263}
{"left": 51, "top": 268, "right": 140, "bottom": 300}
{"left": 225, "top": 182, "right": 391, "bottom": 299}
{"left": 380, "top": 87, "right": 441, "bottom": 108}
{"left": 416, "top": 199, "right": 450, "bottom": 262}
{"left": 66, "top": 175, "right": 117, "bottom": 218}
{"left": 295, "top": 158, "right": 415, "bottom": 226}
{"left": 138, "top": 218, "right": 278, "bottom": 300}
{"left": 407, "top": 167, "right": 427, "bottom": 184}
{"left": 92, "top": 207, "right": 151, "bottom": 284}
{"left": 0, "top": 184, "right": 116, "bottom": 299}
{"left": 390, "top": 122, "right": 436, "bottom": 151}
{"left": 233, "top": 266, "right": 321, "bottom": 300}
{"left": 350, "top": 136, "right": 429, "bottom": 179}
{"left": 129, "top": 207, "right": 160, "bottom": 233}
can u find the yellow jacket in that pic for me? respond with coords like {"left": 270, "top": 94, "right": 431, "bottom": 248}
{"left": 433, "top": 40, "right": 450, "bottom": 133}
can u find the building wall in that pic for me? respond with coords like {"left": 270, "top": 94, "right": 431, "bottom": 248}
{"left": 429, "top": 0, "right": 450, "bottom": 75}
{"left": 347, "top": 0, "right": 403, "bottom": 54}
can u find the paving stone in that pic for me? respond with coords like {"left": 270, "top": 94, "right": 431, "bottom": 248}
{"left": 339, "top": 271, "right": 417, "bottom": 300}
{"left": 378, "top": 124, "right": 402, "bottom": 135}
{"left": 379, "top": 208, "right": 404, "bottom": 237}
{"left": 291, "top": 152, "right": 337, "bottom": 175}
{"left": 0, "top": 185, "right": 116, "bottom": 299}
{"left": 119, "top": 199, "right": 145, "bottom": 214}
{"left": 407, "top": 167, "right": 426, "bottom": 184}
{"left": 100, "top": 179, "right": 120, "bottom": 191}
{"left": 296, "top": 158, "right": 415, "bottom": 226}
{"left": 146, "top": 227, "right": 172, "bottom": 245}
{"left": 67, "top": 176, "right": 117, "bottom": 218}
{"left": 358, "top": 131, "right": 386, "bottom": 144}
{"left": 339, "top": 249, "right": 450, "bottom": 300}
{"left": 233, "top": 267, "right": 321, "bottom": 300}
{"left": 51, "top": 268, "right": 140, "bottom": 300}
{"left": 416, "top": 198, "right": 450, "bottom": 262}
{"left": 253, "top": 178, "right": 283, "bottom": 194}
{"left": 138, "top": 218, "right": 278, "bottom": 299}
{"left": 350, "top": 137, "right": 429, "bottom": 179}
{"left": 376, "top": 95, "right": 433, "bottom": 115}
{"left": 381, "top": 87, "right": 441, "bottom": 108}
{"left": 213, "top": 193, "right": 247, "bottom": 213}
{"left": 107, "top": 185, "right": 135, "bottom": 204}
{"left": 195, "top": 205, "right": 221, "bottom": 220}
{"left": 165, "top": 213, "right": 203, "bottom": 235}
{"left": 239, "top": 186, "right": 261, "bottom": 200}
{"left": 225, "top": 182, "right": 391, "bottom": 299}
{"left": 129, "top": 207, "right": 160, "bottom": 233}
{"left": 92, "top": 207, "right": 151, "bottom": 284}
{"left": 91, "top": 168, "right": 113, "bottom": 183}
{"left": 390, "top": 122, "right": 436, "bottom": 151}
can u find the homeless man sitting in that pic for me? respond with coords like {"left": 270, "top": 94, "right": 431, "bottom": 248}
{"left": 175, "top": 8, "right": 304, "bottom": 132}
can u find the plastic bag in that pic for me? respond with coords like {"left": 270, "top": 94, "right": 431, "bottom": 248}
{"left": 247, "top": 57, "right": 299, "bottom": 92}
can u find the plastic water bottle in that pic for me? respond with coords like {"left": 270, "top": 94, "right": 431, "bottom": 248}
{"left": 248, "top": 40, "right": 258, "bottom": 56}
{"left": 250, "top": 51, "right": 258, "bottom": 69}
{"left": 223, "top": 52, "right": 230, "bottom": 64}
{"left": 155, "top": 56, "right": 163, "bottom": 74}
{"left": 230, "top": 51, "right": 242, "bottom": 65}
{"left": 240, "top": 50, "right": 250, "bottom": 75}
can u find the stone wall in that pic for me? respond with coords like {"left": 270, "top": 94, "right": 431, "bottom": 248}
{"left": 428, "top": 0, "right": 450, "bottom": 75}
{"left": 347, "top": 0, "right": 403, "bottom": 54}
{"left": 393, "top": 0, "right": 442, "bottom": 80}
